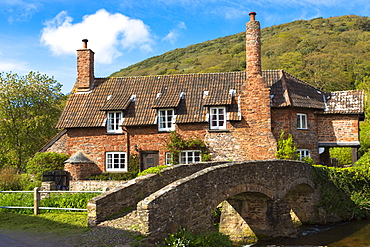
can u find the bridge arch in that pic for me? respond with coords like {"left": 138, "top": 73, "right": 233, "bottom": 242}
{"left": 137, "top": 160, "right": 318, "bottom": 243}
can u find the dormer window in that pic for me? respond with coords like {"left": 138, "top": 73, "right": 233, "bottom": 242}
{"left": 107, "top": 111, "right": 123, "bottom": 133}
{"left": 209, "top": 106, "right": 226, "bottom": 130}
{"left": 158, "top": 108, "right": 175, "bottom": 132}
{"left": 297, "top": 113, "right": 307, "bottom": 129}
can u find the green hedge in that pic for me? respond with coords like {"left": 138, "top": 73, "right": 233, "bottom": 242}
{"left": 313, "top": 165, "right": 370, "bottom": 219}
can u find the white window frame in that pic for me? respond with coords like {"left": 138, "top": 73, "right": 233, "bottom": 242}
{"left": 158, "top": 108, "right": 175, "bottom": 131}
{"left": 107, "top": 111, "right": 123, "bottom": 133}
{"left": 165, "top": 152, "right": 173, "bottom": 165}
{"left": 297, "top": 149, "right": 310, "bottom": 161}
{"left": 297, "top": 113, "right": 307, "bottom": 129}
{"left": 179, "top": 150, "right": 201, "bottom": 164}
{"left": 209, "top": 106, "right": 227, "bottom": 130}
{"left": 106, "top": 152, "right": 127, "bottom": 172}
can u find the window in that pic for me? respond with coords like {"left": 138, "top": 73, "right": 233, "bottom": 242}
{"left": 165, "top": 152, "right": 173, "bottom": 165}
{"left": 209, "top": 106, "right": 226, "bottom": 130}
{"left": 179, "top": 150, "right": 201, "bottom": 164}
{"left": 158, "top": 109, "right": 175, "bottom": 131}
{"left": 297, "top": 149, "right": 310, "bottom": 161}
{"left": 297, "top": 113, "right": 307, "bottom": 129}
{"left": 107, "top": 111, "right": 123, "bottom": 133}
{"left": 106, "top": 152, "right": 127, "bottom": 172}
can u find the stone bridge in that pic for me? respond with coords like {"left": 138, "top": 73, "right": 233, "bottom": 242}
{"left": 88, "top": 160, "right": 322, "bottom": 244}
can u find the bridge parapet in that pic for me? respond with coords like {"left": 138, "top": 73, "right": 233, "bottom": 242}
{"left": 87, "top": 161, "right": 228, "bottom": 226}
{"left": 136, "top": 160, "right": 319, "bottom": 243}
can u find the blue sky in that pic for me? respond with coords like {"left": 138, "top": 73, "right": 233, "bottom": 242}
{"left": 0, "top": 0, "right": 369, "bottom": 93}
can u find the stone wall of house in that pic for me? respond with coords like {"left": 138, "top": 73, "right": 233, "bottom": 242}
{"left": 44, "top": 132, "right": 68, "bottom": 153}
{"left": 317, "top": 114, "right": 360, "bottom": 143}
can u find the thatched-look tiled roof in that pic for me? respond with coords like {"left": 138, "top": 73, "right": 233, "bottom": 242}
{"left": 56, "top": 70, "right": 364, "bottom": 129}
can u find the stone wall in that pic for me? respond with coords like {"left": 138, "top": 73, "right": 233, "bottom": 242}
{"left": 87, "top": 161, "right": 227, "bottom": 226}
{"left": 136, "top": 160, "right": 319, "bottom": 243}
{"left": 69, "top": 180, "right": 126, "bottom": 191}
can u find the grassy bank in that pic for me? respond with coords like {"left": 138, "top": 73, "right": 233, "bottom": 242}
{"left": 0, "top": 211, "right": 88, "bottom": 233}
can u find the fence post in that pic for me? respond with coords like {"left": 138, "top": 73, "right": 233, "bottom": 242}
{"left": 34, "top": 187, "right": 40, "bottom": 216}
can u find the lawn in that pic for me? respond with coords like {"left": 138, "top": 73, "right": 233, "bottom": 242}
{"left": 0, "top": 211, "right": 89, "bottom": 246}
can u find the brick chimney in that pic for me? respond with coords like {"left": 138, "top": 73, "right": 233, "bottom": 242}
{"left": 234, "top": 12, "right": 277, "bottom": 161}
{"left": 246, "top": 12, "right": 262, "bottom": 78}
{"left": 76, "top": 39, "right": 94, "bottom": 92}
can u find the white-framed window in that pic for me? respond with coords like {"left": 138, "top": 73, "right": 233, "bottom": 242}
{"left": 297, "top": 149, "right": 310, "bottom": 161}
{"left": 297, "top": 113, "right": 307, "bottom": 129}
{"left": 165, "top": 152, "right": 173, "bottom": 165}
{"left": 106, "top": 152, "right": 127, "bottom": 172}
{"left": 107, "top": 111, "right": 123, "bottom": 133}
{"left": 209, "top": 106, "right": 227, "bottom": 130}
{"left": 158, "top": 108, "right": 175, "bottom": 131}
{"left": 179, "top": 150, "right": 201, "bottom": 164}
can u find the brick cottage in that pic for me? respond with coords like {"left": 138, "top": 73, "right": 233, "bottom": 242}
{"left": 41, "top": 12, "right": 364, "bottom": 180}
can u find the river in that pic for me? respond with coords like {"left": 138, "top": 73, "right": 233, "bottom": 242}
{"left": 239, "top": 219, "right": 370, "bottom": 246}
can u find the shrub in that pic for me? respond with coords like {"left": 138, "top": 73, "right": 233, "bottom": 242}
{"left": 330, "top": 147, "right": 352, "bottom": 166}
{"left": 0, "top": 167, "right": 22, "bottom": 190}
{"left": 355, "top": 151, "right": 370, "bottom": 167}
{"left": 26, "top": 152, "right": 69, "bottom": 182}
{"left": 137, "top": 165, "right": 169, "bottom": 177}
{"left": 313, "top": 165, "right": 370, "bottom": 219}
{"left": 276, "top": 130, "right": 299, "bottom": 160}
{"left": 159, "top": 228, "right": 233, "bottom": 247}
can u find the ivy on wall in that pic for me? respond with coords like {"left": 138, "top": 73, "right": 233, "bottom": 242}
{"left": 165, "top": 131, "right": 210, "bottom": 165}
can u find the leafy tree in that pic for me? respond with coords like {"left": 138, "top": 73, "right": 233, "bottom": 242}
{"left": 276, "top": 130, "right": 299, "bottom": 160}
{"left": 0, "top": 72, "right": 65, "bottom": 172}
{"left": 26, "top": 152, "right": 69, "bottom": 182}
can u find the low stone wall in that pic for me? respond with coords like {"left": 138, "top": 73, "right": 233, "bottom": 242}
{"left": 70, "top": 180, "right": 127, "bottom": 191}
{"left": 87, "top": 161, "right": 227, "bottom": 226}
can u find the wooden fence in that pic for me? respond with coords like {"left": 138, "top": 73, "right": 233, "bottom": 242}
{"left": 0, "top": 187, "right": 104, "bottom": 215}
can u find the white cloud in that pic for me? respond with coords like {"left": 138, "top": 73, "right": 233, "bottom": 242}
{"left": 0, "top": 61, "right": 29, "bottom": 73}
{"left": 40, "top": 9, "right": 154, "bottom": 64}
{"left": 0, "top": 0, "right": 40, "bottom": 23}
{"left": 162, "top": 22, "right": 187, "bottom": 45}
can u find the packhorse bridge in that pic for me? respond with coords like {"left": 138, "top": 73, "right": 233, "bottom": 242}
{"left": 88, "top": 160, "right": 322, "bottom": 243}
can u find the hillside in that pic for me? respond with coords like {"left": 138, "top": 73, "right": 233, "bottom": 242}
{"left": 110, "top": 15, "right": 370, "bottom": 92}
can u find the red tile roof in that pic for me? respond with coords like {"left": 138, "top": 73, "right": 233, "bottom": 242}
{"left": 56, "top": 70, "right": 364, "bottom": 129}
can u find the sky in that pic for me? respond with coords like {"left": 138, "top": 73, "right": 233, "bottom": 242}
{"left": 0, "top": 0, "right": 369, "bottom": 93}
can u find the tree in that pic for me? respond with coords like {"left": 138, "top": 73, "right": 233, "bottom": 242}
{"left": 0, "top": 72, "right": 65, "bottom": 172}
{"left": 26, "top": 152, "right": 69, "bottom": 183}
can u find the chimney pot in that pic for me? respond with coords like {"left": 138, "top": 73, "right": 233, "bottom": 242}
{"left": 249, "top": 12, "right": 257, "bottom": 21}
{"left": 82, "top": 39, "right": 88, "bottom": 49}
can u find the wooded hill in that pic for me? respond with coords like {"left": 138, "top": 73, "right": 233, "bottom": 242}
{"left": 111, "top": 15, "right": 370, "bottom": 92}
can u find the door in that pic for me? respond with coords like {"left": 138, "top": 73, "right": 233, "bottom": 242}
{"left": 140, "top": 151, "right": 159, "bottom": 171}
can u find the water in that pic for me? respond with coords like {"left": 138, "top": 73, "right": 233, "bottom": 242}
{"left": 239, "top": 219, "right": 370, "bottom": 247}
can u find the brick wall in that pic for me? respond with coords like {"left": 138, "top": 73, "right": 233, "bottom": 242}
{"left": 76, "top": 47, "right": 94, "bottom": 91}
{"left": 317, "top": 114, "right": 360, "bottom": 143}
{"left": 271, "top": 108, "right": 319, "bottom": 162}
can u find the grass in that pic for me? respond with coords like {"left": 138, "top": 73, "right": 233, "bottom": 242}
{"left": 0, "top": 211, "right": 89, "bottom": 238}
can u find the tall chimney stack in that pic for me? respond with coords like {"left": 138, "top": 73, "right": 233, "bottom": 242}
{"left": 246, "top": 12, "right": 262, "bottom": 78}
{"left": 235, "top": 12, "right": 277, "bottom": 161}
{"left": 76, "top": 39, "right": 94, "bottom": 92}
